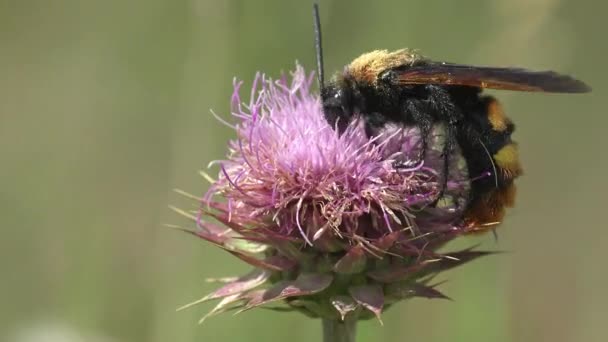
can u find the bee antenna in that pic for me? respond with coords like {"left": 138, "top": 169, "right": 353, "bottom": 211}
{"left": 312, "top": 3, "right": 325, "bottom": 89}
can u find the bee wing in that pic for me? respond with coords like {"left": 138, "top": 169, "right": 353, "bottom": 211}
{"left": 393, "top": 62, "right": 591, "bottom": 93}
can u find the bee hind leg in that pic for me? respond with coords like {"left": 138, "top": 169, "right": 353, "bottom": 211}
{"left": 426, "top": 85, "right": 464, "bottom": 203}
{"left": 438, "top": 121, "right": 458, "bottom": 201}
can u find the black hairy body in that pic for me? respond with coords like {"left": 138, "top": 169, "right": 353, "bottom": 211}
{"left": 322, "top": 72, "right": 517, "bottom": 229}
{"left": 317, "top": 47, "right": 589, "bottom": 231}
{"left": 311, "top": 3, "right": 588, "bottom": 232}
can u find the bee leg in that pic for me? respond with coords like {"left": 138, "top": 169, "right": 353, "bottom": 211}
{"left": 405, "top": 100, "right": 432, "bottom": 167}
{"left": 363, "top": 111, "right": 388, "bottom": 138}
{"left": 417, "top": 120, "right": 431, "bottom": 166}
{"left": 438, "top": 121, "right": 458, "bottom": 200}
{"left": 426, "top": 85, "right": 464, "bottom": 202}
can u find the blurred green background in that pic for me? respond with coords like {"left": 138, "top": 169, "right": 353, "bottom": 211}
{"left": 1, "top": 0, "right": 605, "bottom": 341}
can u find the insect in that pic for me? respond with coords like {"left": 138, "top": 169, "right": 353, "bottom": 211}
{"left": 312, "top": 4, "right": 591, "bottom": 232}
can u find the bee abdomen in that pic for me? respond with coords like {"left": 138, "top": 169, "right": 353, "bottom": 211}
{"left": 461, "top": 97, "right": 523, "bottom": 232}
{"left": 493, "top": 142, "right": 523, "bottom": 182}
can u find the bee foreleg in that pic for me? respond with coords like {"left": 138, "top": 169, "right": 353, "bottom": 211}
{"left": 406, "top": 100, "right": 432, "bottom": 167}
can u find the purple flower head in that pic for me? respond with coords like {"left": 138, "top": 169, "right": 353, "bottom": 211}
{"left": 179, "top": 65, "right": 493, "bottom": 323}
{"left": 207, "top": 65, "right": 470, "bottom": 247}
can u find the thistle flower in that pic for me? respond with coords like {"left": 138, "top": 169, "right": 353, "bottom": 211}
{"left": 176, "top": 65, "right": 493, "bottom": 327}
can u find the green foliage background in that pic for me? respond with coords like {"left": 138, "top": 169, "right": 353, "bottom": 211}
{"left": 1, "top": 0, "right": 605, "bottom": 341}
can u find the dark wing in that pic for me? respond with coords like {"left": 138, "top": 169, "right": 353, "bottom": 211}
{"left": 393, "top": 62, "right": 591, "bottom": 93}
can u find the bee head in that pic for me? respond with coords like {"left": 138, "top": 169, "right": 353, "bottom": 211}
{"left": 321, "top": 79, "right": 354, "bottom": 133}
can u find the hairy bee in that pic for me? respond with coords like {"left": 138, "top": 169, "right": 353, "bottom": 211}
{"left": 312, "top": 4, "right": 590, "bottom": 232}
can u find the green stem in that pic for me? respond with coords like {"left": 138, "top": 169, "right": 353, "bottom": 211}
{"left": 322, "top": 318, "right": 357, "bottom": 342}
